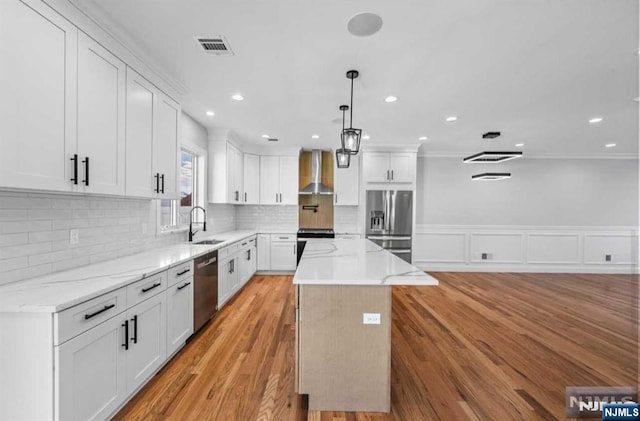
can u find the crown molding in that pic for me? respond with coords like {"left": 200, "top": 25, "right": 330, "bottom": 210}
{"left": 61, "top": 0, "right": 189, "bottom": 97}
{"left": 361, "top": 142, "right": 423, "bottom": 153}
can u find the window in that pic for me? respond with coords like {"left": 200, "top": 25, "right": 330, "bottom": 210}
{"left": 158, "top": 148, "right": 205, "bottom": 232}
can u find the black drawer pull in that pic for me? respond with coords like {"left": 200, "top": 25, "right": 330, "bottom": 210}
{"left": 122, "top": 320, "right": 129, "bottom": 350}
{"left": 141, "top": 282, "right": 161, "bottom": 293}
{"left": 176, "top": 268, "right": 191, "bottom": 276}
{"left": 82, "top": 156, "right": 89, "bottom": 186}
{"left": 177, "top": 281, "right": 191, "bottom": 290}
{"left": 131, "top": 315, "right": 138, "bottom": 344}
{"left": 84, "top": 304, "right": 115, "bottom": 320}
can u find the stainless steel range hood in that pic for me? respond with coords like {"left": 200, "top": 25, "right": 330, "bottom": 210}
{"left": 299, "top": 149, "right": 333, "bottom": 195}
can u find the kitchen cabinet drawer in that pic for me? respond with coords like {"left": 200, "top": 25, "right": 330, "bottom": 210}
{"left": 54, "top": 287, "right": 127, "bottom": 346}
{"left": 271, "top": 234, "right": 296, "bottom": 242}
{"left": 126, "top": 271, "right": 168, "bottom": 308}
{"left": 167, "top": 261, "right": 193, "bottom": 287}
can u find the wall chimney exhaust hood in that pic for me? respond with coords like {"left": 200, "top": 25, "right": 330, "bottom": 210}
{"left": 299, "top": 149, "right": 334, "bottom": 195}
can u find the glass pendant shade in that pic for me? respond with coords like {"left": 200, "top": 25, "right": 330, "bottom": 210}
{"left": 341, "top": 127, "right": 361, "bottom": 155}
{"left": 336, "top": 148, "right": 351, "bottom": 168}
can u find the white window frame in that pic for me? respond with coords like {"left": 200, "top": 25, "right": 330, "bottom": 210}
{"left": 157, "top": 144, "right": 207, "bottom": 234}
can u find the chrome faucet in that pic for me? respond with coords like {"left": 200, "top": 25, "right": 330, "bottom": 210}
{"left": 188, "top": 206, "right": 207, "bottom": 242}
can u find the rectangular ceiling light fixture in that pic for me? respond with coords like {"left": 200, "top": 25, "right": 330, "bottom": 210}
{"left": 482, "top": 131, "right": 501, "bottom": 139}
{"left": 463, "top": 151, "right": 523, "bottom": 163}
{"left": 472, "top": 172, "right": 511, "bottom": 181}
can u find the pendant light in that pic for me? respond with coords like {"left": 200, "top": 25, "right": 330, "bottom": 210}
{"left": 336, "top": 105, "right": 351, "bottom": 168}
{"left": 341, "top": 70, "right": 362, "bottom": 155}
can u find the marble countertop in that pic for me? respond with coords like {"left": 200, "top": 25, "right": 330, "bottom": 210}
{"left": 293, "top": 239, "right": 439, "bottom": 286}
{"left": 0, "top": 230, "right": 258, "bottom": 313}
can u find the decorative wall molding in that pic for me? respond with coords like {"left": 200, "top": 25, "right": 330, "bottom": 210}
{"left": 413, "top": 225, "right": 638, "bottom": 274}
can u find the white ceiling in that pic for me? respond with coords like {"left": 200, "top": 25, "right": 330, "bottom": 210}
{"left": 79, "top": 0, "right": 638, "bottom": 156}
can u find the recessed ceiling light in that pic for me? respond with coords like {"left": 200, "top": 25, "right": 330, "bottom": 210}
{"left": 347, "top": 12, "right": 383, "bottom": 37}
{"left": 311, "top": 134, "right": 319, "bottom": 139}
{"left": 384, "top": 96, "right": 397, "bottom": 103}
{"left": 446, "top": 116, "right": 458, "bottom": 122}
{"left": 231, "top": 94, "right": 244, "bottom": 101}
{"left": 261, "top": 134, "right": 270, "bottom": 138}
{"left": 419, "top": 136, "right": 428, "bottom": 141}
{"left": 515, "top": 143, "right": 524, "bottom": 147}
{"left": 588, "top": 117, "right": 603, "bottom": 123}
{"left": 362, "top": 135, "right": 370, "bottom": 140}
{"left": 206, "top": 110, "right": 215, "bottom": 116}
{"left": 605, "top": 143, "right": 616, "bottom": 148}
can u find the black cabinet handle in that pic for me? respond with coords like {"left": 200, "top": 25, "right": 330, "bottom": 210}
{"left": 131, "top": 315, "right": 138, "bottom": 344}
{"left": 82, "top": 157, "right": 89, "bottom": 186}
{"left": 122, "top": 320, "right": 129, "bottom": 350}
{"left": 391, "top": 170, "right": 394, "bottom": 180}
{"left": 176, "top": 268, "right": 191, "bottom": 276}
{"left": 244, "top": 192, "right": 247, "bottom": 202}
{"left": 141, "top": 282, "right": 161, "bottom": 293}
{"left": 84, "top": 303, "right": 115, "bottom": 320}
{"left": 154, "top": 173, "right": 160, "bottom": 193}
{"left": 70, "top": 154, "right": 78, "bottom": 185}
{"left": 177, "top": 281, "right": 191, "bottom": 290}
{"left": 235, "top": 190, "right": 239, "bottom": 201}
{"left": 160, "top": 174, "right": 165, "bottom": 194}
{"left": 247, "top": 249, "right": 251, "bottom": 261}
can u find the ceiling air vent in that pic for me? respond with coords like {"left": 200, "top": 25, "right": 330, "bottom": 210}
{"left": 195, "top": 37, "right": 234, "bottom": 55}
{"left": 267, "top": 138, "right": 279, "bottom": 142}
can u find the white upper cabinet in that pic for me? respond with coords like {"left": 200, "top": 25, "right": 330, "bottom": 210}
{"left": 155, "top": 94, "right": 180, "bottom": 199}
{"left": 259, "top": 155, "right": 298, "bottom": 205}
{"left": 0, "top": 0, "right": 77, "bottom": 192}
{"left": 209, "top": 140, "right": 244, "bottom": 204}
{"left": 125, "top": 68, "right": 156, "bottom": 198}
{"left": 77, "top": 32, "right": 126, "bottom": 196}
{"left": 243, "top": 153, "right": 260, "bottom": 204}
{"left": 362, "top": 152, "right": 416, "bottom": 186}
{"left": 334, "top": 154, "right": 359, "bottom": 206}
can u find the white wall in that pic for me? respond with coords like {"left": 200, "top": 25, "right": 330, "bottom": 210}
{"left": 414, "top": 156, "right": 639, "bottom": 273}
{"left": 181, "top": 112, "right": 209, "bottom": 152}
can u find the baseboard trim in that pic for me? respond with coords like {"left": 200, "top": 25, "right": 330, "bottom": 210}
{"left": 414, "top": 262, "right": 640, "bottom": 274}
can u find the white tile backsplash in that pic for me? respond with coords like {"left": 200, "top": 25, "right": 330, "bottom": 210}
{"left": 236, "top": 205, "right": 298, "bottom": 232}
{"left": 206, "top": 204, "right": 237, "bottom": 233}
{"left": 0, "top": 191, "right": 185, "bottom": 286}
{"left": 334, "top": 206, "right": 361, "bottom": 233}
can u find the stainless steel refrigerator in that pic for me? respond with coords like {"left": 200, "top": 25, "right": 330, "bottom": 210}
{"left": 365, "top": 190, "right": 413, "bottom": 263}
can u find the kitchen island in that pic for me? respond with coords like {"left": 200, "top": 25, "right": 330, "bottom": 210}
{"left": 293, "top": 238, "right": 438, "bottom": 412}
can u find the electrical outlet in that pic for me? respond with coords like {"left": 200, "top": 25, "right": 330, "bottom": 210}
{"left": 363, "top": 313, "right": 381, "bottom": 325}
{"left": 69, "top": 229, "right": 79, "bottom": 245}
{"left": 481, "top": 252, "right": 488, "bottom": 260}
{"left": 142, "top": 223, "right": 147, "bottom": 234}
{"left": 605, "top": 254, "right": 612, "bottom": 262}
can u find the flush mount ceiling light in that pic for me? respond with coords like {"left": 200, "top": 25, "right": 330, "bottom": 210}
{"left": 384, "top": 96, "right": 397, "bottom": 103}
{"left": 419, "top": 136, "right": 428, "bottom": 141}
{"left": 341, "top": 70, "right": 362, "bottom": 155}
{"left": 446, "top": 116, "right": 458, "bottom": 122}
{"left": 336, "top": 104, "right": 351, "bottom": 168}
{"left": 463, "top": 151, "right": 523, "bottom": 163}
{"left": 515, "top": 143, "right": 524, "bottom": 147}
{"left": 472, "top": 172, "right": 511, "bottom": 181}
{"left": 231, "top": 94, "right": 244, "bottom": 101}
{"left": 588, "top": 117, "right": 603, "bottom": 123}
{"left": 206, "top": 110, "right": 215, "bottom": 116}
{"left": 311, "top": 134, "right": 319, "bottom": 139}
{"left": 362, "top": 135, "right": 370, "bottom": 140}
{"left": 605, "top": 143, "right": 617, "bottom": 148}
{"left": 347, "top": 12, "right": 383, "bottom": 37}
{"left": 261, "top": 134, "right": 270, "bottom": 138}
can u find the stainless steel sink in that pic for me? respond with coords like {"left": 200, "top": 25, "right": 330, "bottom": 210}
{"left": 195, "top": 239, "right": 224, "bottom": 245}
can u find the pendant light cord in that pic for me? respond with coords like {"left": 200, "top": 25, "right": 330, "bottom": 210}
{"left": 349, "top": 78, "right": 354, "bottom": 129}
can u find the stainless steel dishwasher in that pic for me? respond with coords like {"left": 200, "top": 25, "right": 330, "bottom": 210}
{"left": 193, "top": 250, "right": 218, "bottom": 332}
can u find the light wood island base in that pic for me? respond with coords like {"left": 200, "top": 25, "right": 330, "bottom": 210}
{"left": 296, "top": 284, "right": 392, "bottom": 412}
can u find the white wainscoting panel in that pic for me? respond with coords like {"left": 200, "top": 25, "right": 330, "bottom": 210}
{"left": 414, "top": 233, "right": 466, "bottom": 263}
{"left": 527, "top": 234, "right": 581, "bottom": 264}
{"left": 469, "top": 233, "right": 524, "bottom": 263}
{"left": 414, "top": 225, "right": 638, "bottom": 274}
{"left": 584, "top": 234, "right": 635, "bottom": 265}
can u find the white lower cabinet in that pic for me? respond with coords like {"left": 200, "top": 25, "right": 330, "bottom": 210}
{"left": 218, "top": 236, "right": 257, "bottom": 310}
{"left": 125, "top": 292, "right": 166, "bottom": 394}
{"left": 56, "top": 314, "right": 127, "bottom": 421}
{"left": 257, "top": 234, "right": 271, "bottom": 270}
{"left": 270, "top": 235, "right": 297, "bottom": 270}
{"left": 166, "top": 278, "right": 193, "bottom": 357}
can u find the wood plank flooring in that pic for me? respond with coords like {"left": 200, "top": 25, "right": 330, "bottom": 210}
{"left": 113, "top": 273, "right": 638, "bottom": 421}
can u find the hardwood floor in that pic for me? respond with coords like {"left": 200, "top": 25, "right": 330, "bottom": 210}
{"left": 113, "top": 273, "right": 638, "bottom": 421}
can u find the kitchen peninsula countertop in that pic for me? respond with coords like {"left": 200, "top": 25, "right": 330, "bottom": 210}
{"left": 0, "top": 230, "right": 259, "bottom": 313}
{"left": 293, "top": 238, "right": 439, "bottom": 286}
